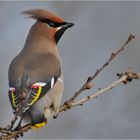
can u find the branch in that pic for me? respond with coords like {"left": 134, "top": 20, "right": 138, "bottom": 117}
{"left": 67, "top": 33, "right": 135, "bottom": 102}
{"left": 59, "top": 70, "right": 139, "bottom": 112}
{"left": 0, "top": 33, "right": 136, "bottom": 139}
{"left": 0, "top": 124, "right": 31, "bottom": 140}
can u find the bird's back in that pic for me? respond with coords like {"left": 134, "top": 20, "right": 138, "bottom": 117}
{"left": 8, "top": 49, "right": 61, "bottom": 91}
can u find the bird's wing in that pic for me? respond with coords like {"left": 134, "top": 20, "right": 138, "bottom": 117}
{"left": 21, "top": 76, "right": 58, "bottom": 112}
{"left": 8, "top": 87, "right": 20, "bottom": 111}
{"left": 8, "top": 55, "right": 24, "bottom": 111}
{"left": 20, "top": 53, "right": 61, "bottom": 112}
{"left": 8, "top": 52, "right": 61, "bottom": 112}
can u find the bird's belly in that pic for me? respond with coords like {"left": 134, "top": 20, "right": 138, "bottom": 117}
{"left": 36, "top": 75, "right": 64, "bottom": 119}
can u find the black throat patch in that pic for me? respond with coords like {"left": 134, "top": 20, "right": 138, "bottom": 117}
{"left": 54, "top": 28, "right": 66, "bottom": 43}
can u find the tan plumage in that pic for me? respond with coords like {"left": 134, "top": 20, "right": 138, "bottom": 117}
{"left": 8, "top": 8, "right": 74, "bottom": 129}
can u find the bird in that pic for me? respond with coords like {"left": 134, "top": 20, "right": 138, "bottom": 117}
{"left": 8, "top": 8, "right": 74, "bottom": 129}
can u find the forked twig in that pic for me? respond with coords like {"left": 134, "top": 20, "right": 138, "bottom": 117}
{"left": 59, "top": 70, "right": 139, "bottom": 112}
{"left": 60, "top": 33, "right": 135, "bottom": 110}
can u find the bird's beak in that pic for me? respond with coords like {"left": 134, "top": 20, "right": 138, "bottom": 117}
{"left": 62, "top": 22, "right": 74, "bottom": 29}
{"left": 55, "top": 22, "right": 74, "bottom": 43}
{"left": 56, "top": 22, "right": 74, "bottom": 31}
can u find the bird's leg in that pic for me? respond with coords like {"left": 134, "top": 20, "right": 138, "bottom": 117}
{"left": 14, "top": 115, "right": 24, "bottom": 137}
{"left": 7, "top": 112, "right": 18, "bottom": 131}
{"left": 53, "top": 113, "right": 58, "bottom": 119}
{"left": 53, "top": 110, "right": 59, "bottom": 119}
{"left": 14, "top": 115, "right": 23, "bottom": 131}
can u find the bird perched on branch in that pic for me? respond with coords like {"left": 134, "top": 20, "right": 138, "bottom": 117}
{"left": 8, "top": 9, "right": 74, "bottom": 129}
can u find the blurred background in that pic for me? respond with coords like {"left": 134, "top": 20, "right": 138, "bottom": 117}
{"left": 0, "top": 1, "right": 140, "bottom": 139}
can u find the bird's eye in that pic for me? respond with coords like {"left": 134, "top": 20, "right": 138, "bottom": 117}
{"left": 47, "top": 21, "right": 55, "bottom": 28}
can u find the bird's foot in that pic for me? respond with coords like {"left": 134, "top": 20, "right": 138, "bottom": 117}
{"left": 53, "top": 113, "right": 58, "bottom": 119}
{"left": 14, "top": 124, "right": 21, "bottom": 131}
{"left": 7, "top": 113, "right": 18, "bottom": 131}
{"left": 14, "top": 124, "right": 24, "bottom": 137}
{"left": 13, "top": 119, "right": 24, "bottom": 137}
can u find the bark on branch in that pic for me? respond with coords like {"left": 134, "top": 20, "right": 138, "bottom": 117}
{"left": 59, "top": 70, "right": 139, "bottom": 112}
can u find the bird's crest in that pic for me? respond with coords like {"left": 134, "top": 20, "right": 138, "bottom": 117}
{"left": 22, "top": 9, "right": 65, "bottom": 23}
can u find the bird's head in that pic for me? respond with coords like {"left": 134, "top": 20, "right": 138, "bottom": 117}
{"left": 22, "top": 9, "right": 74, "bottom": 43}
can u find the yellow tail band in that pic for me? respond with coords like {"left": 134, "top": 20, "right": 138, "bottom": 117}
{"left": 31, "top": 121, "right": 47, "bottom": 129}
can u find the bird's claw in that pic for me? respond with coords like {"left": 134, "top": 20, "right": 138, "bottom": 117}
{"left": 53, "top": 113, "right": 58, "bottom": 119}
{"left": 14, "top": 124, "right": 24, "bottom": 137}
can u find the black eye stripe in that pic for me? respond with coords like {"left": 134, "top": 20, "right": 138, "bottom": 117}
{"left": 40, "top": 19, "right": 67, "bottom": 28}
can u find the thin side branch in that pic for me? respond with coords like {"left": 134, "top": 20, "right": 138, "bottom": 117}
{"left": 59, "top": 70, "right": 139, "bottom": 111}
{"left": 68, "top": 33, "right": 135, "bottom": 102}
{"left": 0, "top": 124, "right": 31, "bottom": 140}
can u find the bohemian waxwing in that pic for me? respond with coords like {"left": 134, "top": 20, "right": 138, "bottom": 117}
{"left": 8, "top": 9, "right": 74, "bottom": 129}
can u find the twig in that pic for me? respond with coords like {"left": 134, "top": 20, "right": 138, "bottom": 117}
{"left": 0, "top": 124, "right": 31, "bottom": 140}
{"left": 59, "top": 70, "right": 139, "bottom": 112}
{"left": 68, "top": 33, "right": 135, "bottom": 102}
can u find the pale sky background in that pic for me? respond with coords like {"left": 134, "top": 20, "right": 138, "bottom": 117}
{"left": 0, "top": 1, "right": 140, "bottom": 139}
